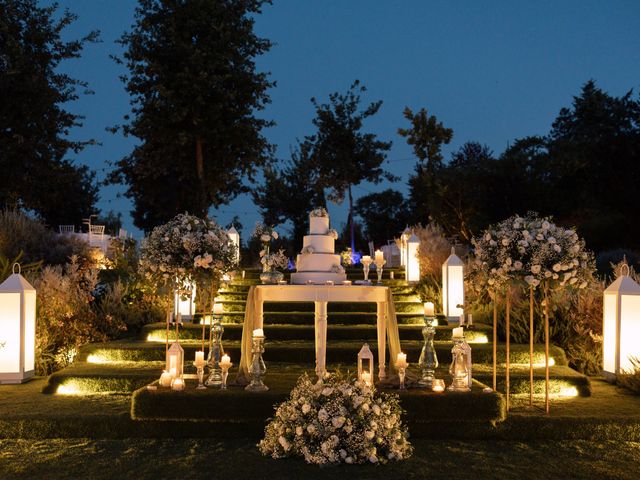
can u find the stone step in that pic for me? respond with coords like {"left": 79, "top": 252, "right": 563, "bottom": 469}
{"left": 141, "top": 322, "right": 493, "bottom": 343}
{"left": 218, "top": 300, "right": 424, "bottom": 314}
{"left": 75, "top": 339, "right": 568, "bottom": 368}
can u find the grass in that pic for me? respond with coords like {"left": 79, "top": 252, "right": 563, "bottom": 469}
{"left": 0, "top": 438, "right": 639, "bottom": 480}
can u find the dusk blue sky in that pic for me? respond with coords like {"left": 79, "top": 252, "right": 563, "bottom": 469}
{"left": 50, "top": 0, "right": 640, "bottom": 240}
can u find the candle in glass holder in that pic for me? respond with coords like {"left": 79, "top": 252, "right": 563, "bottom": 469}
{"left": 342, "top": 280, "right": 352, "bottom": 286}
{"left": 395, "top": 352, "right": 408, "bottom": 369}
{"left": 452, "top": 327, "right": 464, "bottom": 339}
{"left": 213, "top": 302, "right": 224, "bottom": 315}
{"left": 220, "top": 354, "right": 232, "bottom": 369}
{"left": 361, "top": 255, "right": 372, "bottom": 264}
{"left": 253, "top": 328, "right": 264, "bottom": 338}
{"left": 423, "top": 302, "right": 435, "bottom": 317}
{"left": 432, "top": 379, "right": 445, "bottom": 393}
{"left": 278, "top": 279, "right": 287, "bottom": 285}
{"left": 390, "top": 271, "right": 395, "bottom": 280}
{"left": 374, "top": 250, "right": 384, "bottom": 263}
{"left": 160, "top": 370, "right": 172, "bottom": 387}
{"left": 194, "top": 351, "right": 206, "bottom": 368}
{"left": 361, "top": 372, "right": 372, "bottom": 386}
{"left": 467, "top": 313, "right": 473, "bottom": 326}
{"left": 169, "top": 354, "right": 177, "bottom": 372}
{"left": 171, "top": 377, "right": 185, "bottom": 391}
{"left": 242, "top": 270, "right": 246, "bottom": 280}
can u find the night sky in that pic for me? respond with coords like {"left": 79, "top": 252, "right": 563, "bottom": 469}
{"left": 48, "top": 0, "right": 640, "bottom": 239}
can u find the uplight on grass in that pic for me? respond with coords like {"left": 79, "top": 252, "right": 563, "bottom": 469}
{"left": 86, "top": 354, "right": 111, "bottom": 364}
{"left": 470, "top": 335, "right": 489, "bottom": 344}
{"left": 512, "top": 357, "right": 556, "bottom": 368}
{"left": 146, "top": 333, "right": 167, "bottom": 343}
{"left": 56, "top": 382, "right": 83, "bottom": 395}
{"left": 558, "top": 386, "right": 579, "bottom": 397}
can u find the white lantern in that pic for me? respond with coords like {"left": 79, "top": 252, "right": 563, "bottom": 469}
{"left": 400, "top": 226, "right": 411, "bottom": 267}
{"left": 603, "top": 268, "right": 640, "bottom": 380}
{"left": 406, "top": 233, "right": 421, "bottom": 283}
{"left": 167, "top": 341, "right": 184, "bottom": 379}
{"left": 174, "top": 279, "right": 196, "bottom": 321}
{"left": 442, "top": 247, "right": 464, "bottom": 319}
{"left": 0, "top": 264, "right": 36, "bottom": 384}
{"left": 357, "top": 343, "right": 374, "bottom": 386}
{"left": 227, "top": 226, "right": 240, "bottom": 265}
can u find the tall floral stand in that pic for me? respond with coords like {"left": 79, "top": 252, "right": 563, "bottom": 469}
{"left": 526, "top": 284, "right": 551, "bottom": 413}
{"left": 505, "top": 286, "right": 511, "bottom": 412}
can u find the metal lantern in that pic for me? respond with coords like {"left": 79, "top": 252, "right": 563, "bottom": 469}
{"left": 603, "top": 266, "right": 640, "bottom": 380}
{"left": 174, "top": 279, "right": 196, "bottom": 322}
{"left": 442, "top": 247, "right": 464, "bottom": 320}
{"left": 357, "top": 343, "right": 374, "bottom": 385}
{"left": 166, "top": 341, "right": 184, "bottom": 379}
{"left": 0, "top": 264, "right": 36, "bottom": 384}
{"left": 227, "top": 226, "right": 241, "bottom": 264}
{"left": 406, "top": 233, "right": 421, "bottom": 283}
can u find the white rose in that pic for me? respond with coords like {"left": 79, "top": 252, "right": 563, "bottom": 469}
{"left": 321, "top": 387, "right": 333, "bottom": 396}
{"left": 260, "top": 234, "right": 271, "bottom": 243}
{"left": 302, "top": 403, "right": 311, "bottom": 414}
{"left": 331, "top": 416, "right": 346, "bottom": 429}
{"left": 345, "top": 457, "right": 353, "bottom": 464}
{"left": 553, "top": 244, "right": 561, "bottom": 253}
{"left": 318, "top": 408, "right": 329, "bottom": 421}
{"left": 548, "top": 237, "right": 556, "bottom": 244}
{"left": 531, "top": 265, "right": 541, "bottom": 274}
{"left": 296, "top": 426, "right": 303, "bottom": 436}
{"left": 372, "top": 404, "right": 381, "bottom": 415}
{"left": 501, "top": 238, "right": 510, "bottom": 246}
{"left": 369, "top": 455, "right": 379, "bottom": 464}
{"left": 307, "top": 425, "right": 316, "bottom": 434}
{"left": 365, "top": 430, "right": 375, "bottom": 440}
{"left": 344, "top": 425, "right": 353, "bottom": 434}
{"left": 542, "top": 221, "right": 550, "bottom": 230}
{"left": 339, "top": 449, "right": 347, "bottom": 459}
{"left": 552, "top": 264, "right": 562, "bottom": 272}
{"left": 536, "top": 233, "right": 544, "bottom": 241}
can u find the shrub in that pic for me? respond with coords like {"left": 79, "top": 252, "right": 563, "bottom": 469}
{"left": 0, "top": 209, "right": 88, "bottom": 266}
{"left": 32, "top": 257, "right": 125, "bottom": 375}
{"left": 618, "top": 357, "right": 640, "bottom": 395}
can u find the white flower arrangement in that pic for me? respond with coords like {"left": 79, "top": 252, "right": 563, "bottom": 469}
{"left": 260, "top": 248, "right": 289, "bottom": 271}
{"left": 327, "top": 229, "right": 338, "bottom": 240}
{"left": 259, "top": 373, "right": 413, "bottom": 465}
{"left": 310, "top": 207, "right": 328, "bottom": 218}
{"left": 139, "top": 213, "right": 237, "bottom": 291}
{"left": 470, "top": 213, "right": 594, "bottom": 292}
{"left": 252, "top": 222, "right": 279, "bottom": 244}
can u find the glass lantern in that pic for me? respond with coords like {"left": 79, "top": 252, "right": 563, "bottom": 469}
{"left": 406, "top": 233, "right": 421, "bottom": 283}
{"left": 442, "top": 247, "right": 464, "bottom": 320}
{"left": 166, "top": 341, "right": 184, "bottom": 379}
{"left": 0, "top": 264, "right": 36, "bottom": 384}
{"left": 227, "top": 226, "right": 240, "bottom": 265}
{"left": 357, "top": 343, "right": 374, "bottom": 386}
{"left": 603, "top": 266, "right": 640, "bottom": 379}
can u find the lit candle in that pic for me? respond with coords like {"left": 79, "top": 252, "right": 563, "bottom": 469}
{"left": 169, "top": 354, "right": 177, "bottom": 372}
{"left": 242, "top": 270, "right": 246, "bottom": 279}
{"left": 220, "top": 354, "right": 232, "bottom": 369}
{"left": 452, "top": 327, "right": 464, "bottom": 339}
{"left": 253, "top": 328, "right": 264, "bottom": 338}
{"left": 432, "top": 379, "right": 445, "bottom": 393}
{"left": 361, "top": 255, "right": 372, "bottom": 264}
{"left": 325, "top": 280, "right": 334, "bottom": 286}
{"left": 213, "top": 303, "right": 224, "bottom": 315}
{"left": 159, "top": 370, "right": 172, "bottom": 387}
{"left": 194, "top": 351, "right": 205, "bottom": 367}
{"left": 423, "top": 302, "right": 435, "bottom": 316}
{"left": 390, "top": 271, "right": 394, "bottom": 280}
{"left": 278, "top": 280, "right": 287, "bottom": 285}
{"left": 169, "top": 367, "right": 177, "bottom": 378}
{"left": 171, "top": 377, "right": 185, "bottom": 391}
{"left": 342, "top": 280, "right": 352, "bottom": 286}
{"left": 467, "top": 313, "right": 473, "bottom": 326}
{"left": 374, "top": 250, "right": 384, "bottom": 263}
{"left": 361, "top": 372, "right": 372, "bottom": 386}
{"left": 395, "top": 352, "right": 408, "bottom": 368}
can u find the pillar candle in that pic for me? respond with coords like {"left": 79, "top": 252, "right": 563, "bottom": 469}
{"left": 423, "top": 302, "right": 435, "bottom": 316}
{"left": 395, "top": 352, "right": 408, "bottom": 368}
{"left": 374, "top": 250, "right": 384, "bottom": 263}
{"left": 160, "top": 371, "right": 172, "bottom": 387}
{"left": 213, "top": 303, "right": 224, "bottom": 315}
{"left": 220, "top": 354, "right": 232, "bottom": 369}
{"left": 467, "top": 313, "right": 473, "bottom": 326}
{"left": 253, "top": 328, "right": 264, "bottom": 337}
{"left": 452, "top": 327, "right": 464, "bottom": 339}
{"left": 194, "top": 351, "right": 205, "bottom": 367}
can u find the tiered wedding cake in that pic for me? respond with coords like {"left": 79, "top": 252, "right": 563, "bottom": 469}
{"left": 290, "top": 208, "right": 347, "bottom": 285}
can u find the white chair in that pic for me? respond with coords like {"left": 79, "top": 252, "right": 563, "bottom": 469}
{"left": 58, "top": 225, "right": 75, "bottom": 234}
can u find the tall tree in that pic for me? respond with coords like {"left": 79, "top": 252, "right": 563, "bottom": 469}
{"left": 354, "top": 189, "right": 410, "bottom": 246}
{"left": 0, "top": 0, "right": 100, "bottom": 226}
{"left": 309, "top": 80, "right": 393, "bottom": 256}
{"left": 110, "top": 0, "right": 274, "bottom": 231}
{"left": 398, "top": 107, "right": 453, "bottom": 224}
{"left": 253, "top": 141, "right": 326, "bottom": 246}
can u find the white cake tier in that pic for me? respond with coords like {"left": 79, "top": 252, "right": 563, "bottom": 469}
{"left": 309, "top": 216, "right": 329, "bottom": 235}
{"left": 290, "top": 272, "right": 348, "bottom": 285}
{"left": 302, "top": 235, "right": 335, "bottom": 254}
{"left": 296, "top": 253, "right": 341, "bottom": 272}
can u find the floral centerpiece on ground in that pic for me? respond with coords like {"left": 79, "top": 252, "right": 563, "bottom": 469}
{"left": 259, "top": 373, "right": 413, "bottom": 465}
{"left": 140, "top": 213, "right": 237, "bottom": 312}
{"left": 253, "top": 222, "right": 289, "bottom": 283}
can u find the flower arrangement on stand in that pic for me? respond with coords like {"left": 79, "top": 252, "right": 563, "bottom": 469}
{"left": 259, "top": 373, "right": 413, "bottom": 465}
{"left": 470, "top": 213, "right": 594, "bottom": 411}
{"left": 140, "top": 213, "right": 237, "bottom": 385}
{"left": 253, "top": 222, "right": 288, "bottom": 284}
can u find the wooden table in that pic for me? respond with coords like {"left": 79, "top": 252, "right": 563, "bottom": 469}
{"left": 253, "top": 284, "right": 391, "bottom": 382}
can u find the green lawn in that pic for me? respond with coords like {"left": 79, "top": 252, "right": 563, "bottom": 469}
{"left": 0, "top": 438, "right": 638, "bottom": 480}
